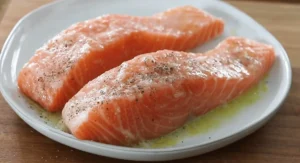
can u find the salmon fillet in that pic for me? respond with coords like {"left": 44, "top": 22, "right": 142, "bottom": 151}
{"left": 62, "top": 37, "right": 275, "bottom": 146}
{"left": 17, "top": 6, "right": 224, "bottom": 112}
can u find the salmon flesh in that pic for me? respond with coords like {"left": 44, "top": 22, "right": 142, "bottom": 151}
{"left": 17, "top": 6, "right": 224, "bottom": 111}
{"left": 62, "top": 37, "right": 275, "bottom": 145}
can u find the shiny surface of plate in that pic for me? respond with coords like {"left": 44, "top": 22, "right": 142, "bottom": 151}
{"left": 0, "top": 0, "right": 291, "bottom": 161}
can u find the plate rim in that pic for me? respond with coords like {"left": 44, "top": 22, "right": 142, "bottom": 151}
{"left": 0, "top": 0, "right": 292, "bottom": 158}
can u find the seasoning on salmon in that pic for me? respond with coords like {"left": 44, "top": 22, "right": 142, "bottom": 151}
{"left": 62, "top": 37, "right": 275, "bottom": 146}
{"left": 17, "top": 6, "right": 224, "bottom": 112}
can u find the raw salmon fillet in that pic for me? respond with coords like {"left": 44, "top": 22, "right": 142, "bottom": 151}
{"left": 62, "top": 37, "right": 275, "bottom": 145}
{"left": 17, "top": 6, "right": 224, "bottom": 112}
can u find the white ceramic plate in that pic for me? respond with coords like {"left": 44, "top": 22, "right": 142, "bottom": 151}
{"left": 0, "top": 0, "right": 291, "bottom": 161}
